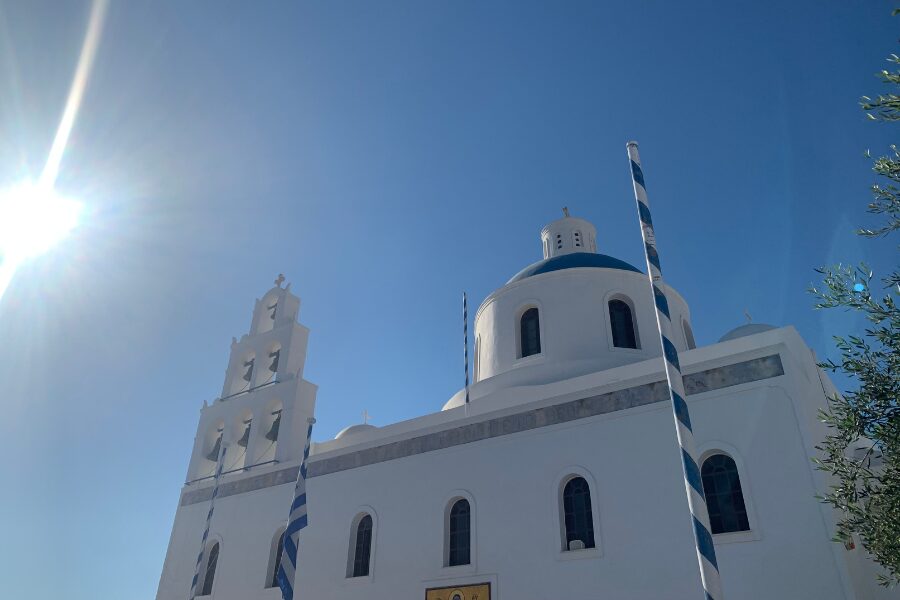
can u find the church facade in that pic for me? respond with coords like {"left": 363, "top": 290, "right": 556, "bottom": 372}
{"left": 155, "top": 214, "right": 897, "bottom": 600}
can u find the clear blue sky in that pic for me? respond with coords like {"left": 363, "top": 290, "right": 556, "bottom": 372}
{"left": 0, "top": 1, "right": 896, "bottom": 598}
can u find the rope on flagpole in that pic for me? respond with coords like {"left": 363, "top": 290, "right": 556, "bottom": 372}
{"left": 277, "top": 417, "right": 316, "bottom": 600}
{"left": 189, "top": 441, "right": 227, "bottom": 600}
{"left": 626, "top": 141, "right": 723, "bottom": 600}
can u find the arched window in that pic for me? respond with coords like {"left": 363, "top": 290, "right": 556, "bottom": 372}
{"left": 267, "top": 531, "right": 284, "bottom": 588}
{"left": 200, "top": 541, "right": 220, "bottom": 596}
{"left": 447, "top": 499, "right": 471, "bottom": 566}
{"left": 473, "top": 335, "right": 481, "bottom": 383}
{"left": 701, "top": 454, "right": 749, "bottom": 534}
{"left": 608, "top": 299, "right": 637, "bottom": 349}
{"left": 562, "top": 477, "right": 595, "bottom": 551}
{"left": 519, "top": 307, "right": 541, "bottom": 358}
{"left": 683, "top": 320, "right": 697, "bottom": 350}
{"left": 350, "top": 515, "right": 373, "bottom": 577}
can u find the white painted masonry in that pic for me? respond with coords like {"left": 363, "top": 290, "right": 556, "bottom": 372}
{"left": 155, "top": 216, "right": 899, "bottom": 600}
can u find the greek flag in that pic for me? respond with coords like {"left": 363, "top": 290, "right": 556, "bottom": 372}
{"left": 277, "top": 418, "right": 315, "bottom": 600}
{"left": 189, "top": 442, "right": 227, "bottom": 600}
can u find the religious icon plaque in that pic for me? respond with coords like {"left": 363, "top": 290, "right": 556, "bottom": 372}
{"left": 425, "top": 582, "right": 490, "bottom": 600}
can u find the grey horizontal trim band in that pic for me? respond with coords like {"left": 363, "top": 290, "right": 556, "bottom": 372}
{"left": 181, "top": 353, "right": 783, "bottom": 506}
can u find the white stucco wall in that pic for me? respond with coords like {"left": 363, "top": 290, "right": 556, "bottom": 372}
{"left": 156, "top": 326, "right": 900, "bottom": 600}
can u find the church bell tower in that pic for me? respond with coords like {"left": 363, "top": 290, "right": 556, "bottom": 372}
{"left": 184, "top": 274, "right": 318, "bottom": 484}
{"left": 156, "top": 275, "right": 318, "bottom": 600}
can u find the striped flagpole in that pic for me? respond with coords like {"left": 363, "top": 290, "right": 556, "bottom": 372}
{"left": 277, "top": 417, "right": 316, "bottom": 600}
{"left": 626, "top": 141, "right": 722, "bottom": 600}
{"left": 189, "top": 441, "right": 227, "bottom": 600}
{"left": 463, "top": 292, "right": 470, "bottom": 405}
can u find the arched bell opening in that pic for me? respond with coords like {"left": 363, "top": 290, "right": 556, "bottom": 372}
{"left": 230, "top": 351, "right": 256, "bottom": 395}
{"left": 230, "top": 409, "right": 253, "bottom": 472}
{"left": 256, "top": 293, "right": 279, "bottom": 334}
{"left": 198, "top": 421, "right": 225, "bottom": 479}
{"left": 256, "top": 400, "right": 283, "bottom": 464}
{"left": 262, "top": 342, "right": 282, "bottom": 385}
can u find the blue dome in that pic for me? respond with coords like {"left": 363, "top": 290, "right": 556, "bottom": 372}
{"left": 507, "top": 252, "right": 642, "bottom": 284}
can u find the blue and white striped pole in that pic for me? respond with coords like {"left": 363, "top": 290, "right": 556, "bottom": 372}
{"left": 463, "top": 292, "right": 470, "bottom": 405}
{"left": 189, "top": 440, "right": 227, "bottom": 600}
{"left": 626, "top": 141, "right": 722, "bottom": 600}
{"left": 277, "top": 417, "right": 316, "bottom": 600}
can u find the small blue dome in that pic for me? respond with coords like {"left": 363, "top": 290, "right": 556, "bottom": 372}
{"left": 507, "top": 252, "right": 642, "bottom": 284}
{"left": 718, "top": 323, "right": 777, "bottom": 343}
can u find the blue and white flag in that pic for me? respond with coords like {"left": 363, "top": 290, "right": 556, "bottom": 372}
{"left": 189, "top": 440, "right": 227, "bottom": 600}
{"left": 277, "top": 418, "right": 315, "bottom": 600}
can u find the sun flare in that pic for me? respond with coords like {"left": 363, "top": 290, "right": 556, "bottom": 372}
{"left": 0, "top": 181, "right": 82, "bottom": 263}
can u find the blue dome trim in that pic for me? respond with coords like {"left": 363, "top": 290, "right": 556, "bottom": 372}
{"left": 507, "top": 252, "right": 642, "bottom": 284}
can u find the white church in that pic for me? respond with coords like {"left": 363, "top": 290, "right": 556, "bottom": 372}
{"left": 155, "top": 212, "right": 898, "bottom": 600}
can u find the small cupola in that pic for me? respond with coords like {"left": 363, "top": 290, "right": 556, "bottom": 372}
{"left": 540, "top": 208, "right": 597, "bottom": 258}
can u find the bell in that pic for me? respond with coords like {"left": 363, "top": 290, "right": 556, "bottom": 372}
{"left": 266, "top": 410, "right": 281, "bottom": 441}
{"left": 269, "top": 350, "right": 280, "bottom": 373}
{"left": 242, "top": 359, "right": 254, "bottom": 382}
{"left": 237, "top": 420, "right": 251, "bottom": 447}
{"left": 268, "top": 302, "right": 277, "bottom": 320}
{"left": 206, "top": 434, "right": 222, "bottom": 461}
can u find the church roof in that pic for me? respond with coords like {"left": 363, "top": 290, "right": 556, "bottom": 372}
{"left": 507, "top": 252, "right": 642, "bottom": 284}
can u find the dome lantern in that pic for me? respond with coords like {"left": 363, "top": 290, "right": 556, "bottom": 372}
{"left": 540, "top": 209, "right": 597, "bottom": 258}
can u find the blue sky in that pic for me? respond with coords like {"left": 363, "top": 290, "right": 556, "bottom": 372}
{"left": 0, "top": 1, "right": 896, "bottom": 598}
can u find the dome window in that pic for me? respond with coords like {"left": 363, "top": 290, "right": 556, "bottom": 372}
{"left": 608, "top": 299, "right": 638, "bottom": 349}
{"left": 519, "top": 307, "right": 542, "bottom": 358}
{"left": 574, "top": 231, "right": 582, "bottom": 248}
{"left": 556, "top": 233, "right": 563, "bottom": 250}
{"left": 683, "top": 320, "right": 697, "bottom": 350}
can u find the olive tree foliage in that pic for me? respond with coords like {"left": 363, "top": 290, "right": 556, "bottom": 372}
{"left": 811, "top": 47, "right": 900, "bottom": 586}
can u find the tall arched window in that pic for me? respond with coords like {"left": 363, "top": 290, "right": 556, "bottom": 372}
{"left": 701, "top": 454, "right": 749, "bottom": 534}
{"left": 447, "top": 499, "right": 471, "bottom": 566}
{"left": 267, "top": 531, "right": 284, "bottom": 588}
{"left": 351, "top": 515, "right": 373, "bottom": 577}
{"left": 519, "top": 307, "right": 541, "bottom": 358}
{"left": 200, "top": 541, "right": 220, "bottom": 596}
{"left": 562, "top": 477, "right": 595, "bottom": 551}
{"left": 608, "top": 299, "right": 637, "bottom": 349}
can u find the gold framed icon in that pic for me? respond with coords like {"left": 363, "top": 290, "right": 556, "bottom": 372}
{"left": 425, "top": 582, "right": 491, "bottom": 600}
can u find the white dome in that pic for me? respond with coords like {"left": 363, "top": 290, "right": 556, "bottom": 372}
{"left": 334, "top": 423, "right": 377, "bottom": 440}
{"left": 465, "top": 213, "right": 695, "bottom": 402}
{"left": 718, "top": 323, "right": 777, "bottom": 343}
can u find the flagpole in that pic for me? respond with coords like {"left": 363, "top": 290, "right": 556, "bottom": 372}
{"left": 463, "top": 291, "right": 470, "bottom": 413}
{"left": 626, "top": 141, "right": 723, "bottom": 600}
{"left": 189, "top": 441, "right": 227, "bottom": 600}
{"left": 277, "top": 417, "right": 316, "bottom": 600}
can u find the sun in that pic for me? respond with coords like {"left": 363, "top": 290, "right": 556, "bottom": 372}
{"left": 0, "top": 180, "right": 82, "bottom": 265}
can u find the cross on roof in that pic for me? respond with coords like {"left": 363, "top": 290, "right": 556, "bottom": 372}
{"left": 362, "top": 409, "right": 370, "bottom": 425}
{"left": 274, "top": 273, "right": 285, "bottom": 288}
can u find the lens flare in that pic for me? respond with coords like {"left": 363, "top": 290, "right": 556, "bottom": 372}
{"left": 0, "top": 0, "right": 107, "bottom": 302}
